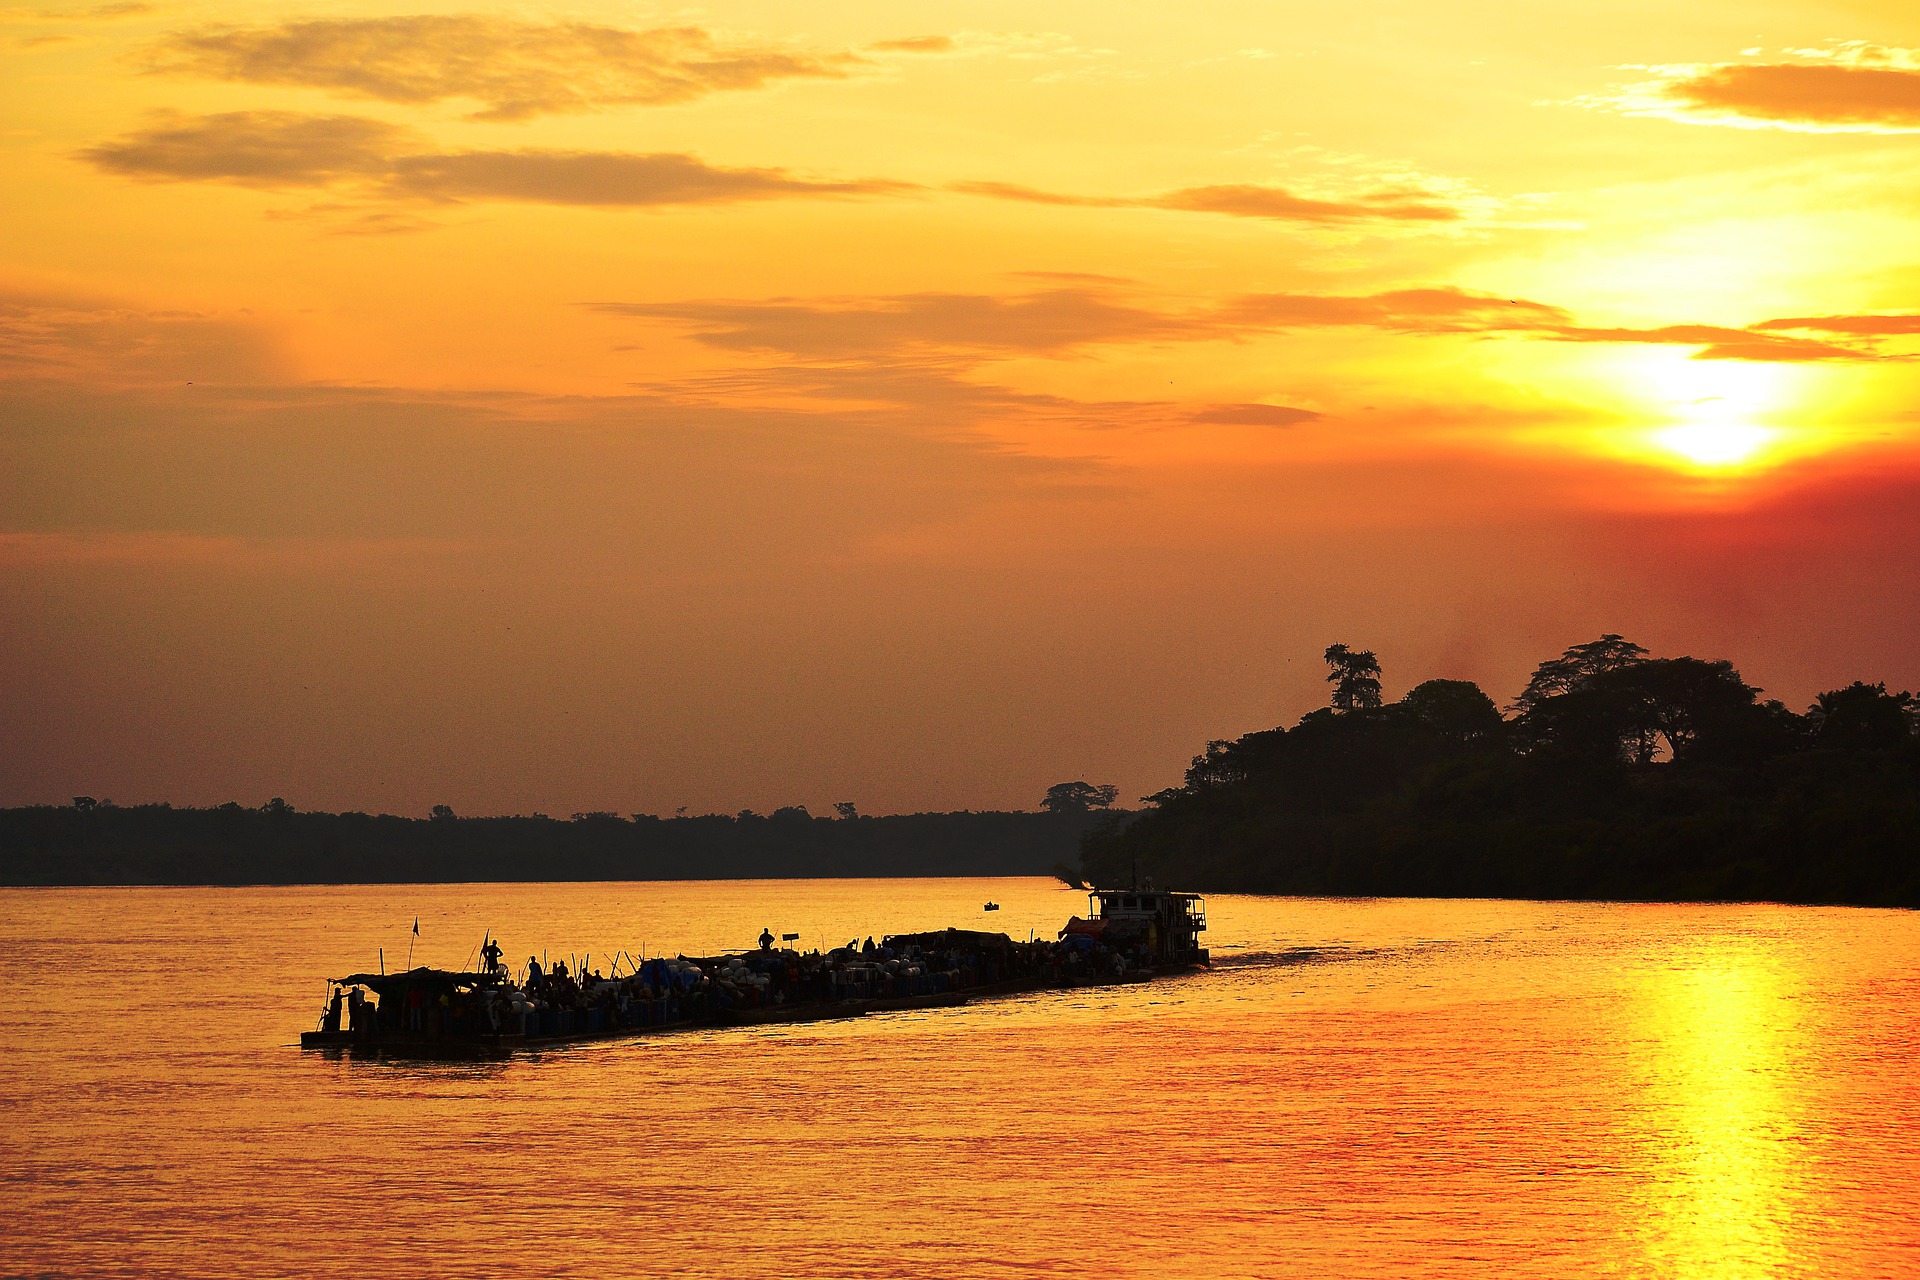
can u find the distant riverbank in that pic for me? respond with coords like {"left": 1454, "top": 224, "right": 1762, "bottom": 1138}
{"left": 0, "top": 804, "right": 1111, "bottom": 887}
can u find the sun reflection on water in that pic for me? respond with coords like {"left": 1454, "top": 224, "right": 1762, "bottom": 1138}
{"left": 1632, "top": 940, "right": 1812, "bottom": 1279}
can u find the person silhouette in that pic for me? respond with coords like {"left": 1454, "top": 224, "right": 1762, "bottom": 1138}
{"left": 759, "top": 927, "right": 774, "bottom": 951}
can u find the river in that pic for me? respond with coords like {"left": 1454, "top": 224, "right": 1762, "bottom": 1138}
{"left": 2, "top": 878, "right": 1916, "bottom": 1278}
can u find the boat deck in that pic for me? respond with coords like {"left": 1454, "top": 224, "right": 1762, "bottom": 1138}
{"left": 299, "top": 968, "right": 1196, "bottom": 1058}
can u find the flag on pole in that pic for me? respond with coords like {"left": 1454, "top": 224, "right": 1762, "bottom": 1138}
{"left": 412, "top": 917, "right": 420, "bottom": 935}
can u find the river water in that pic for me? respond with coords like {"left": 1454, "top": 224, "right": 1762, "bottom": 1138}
{"left": 2, "top": 879, "right": 1916, "bottom": 1279}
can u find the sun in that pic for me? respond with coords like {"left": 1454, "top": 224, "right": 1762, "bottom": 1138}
{"left": 1651, "top": 421, "right": 1776, "bottom": 468}
{"left": 1617, "top": 349, "right": 1805, "bottom": 473}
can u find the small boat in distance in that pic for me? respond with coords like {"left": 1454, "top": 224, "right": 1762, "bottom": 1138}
{"left": 299, "top": 887, "right": 1207, "bottom": 1058}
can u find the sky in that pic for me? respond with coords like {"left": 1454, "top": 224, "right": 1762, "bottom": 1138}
{"left": 3, "top": 0, "right": 1918, "bottom": 817}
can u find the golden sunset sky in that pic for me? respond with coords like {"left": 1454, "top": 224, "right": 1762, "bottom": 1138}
{"left": 3, "top": 0, "right": 1918, "bottom": 814}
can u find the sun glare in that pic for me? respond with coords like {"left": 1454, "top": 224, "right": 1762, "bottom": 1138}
{"left": 1605, "top": 349, "right": 1810, "bottom": 473}
{"left": 1652, "top": 422, "right": 1776, "bottom": 468}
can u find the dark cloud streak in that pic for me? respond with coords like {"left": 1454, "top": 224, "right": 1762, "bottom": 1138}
{"left": 81, "top": 111, "right": 910, "bottom": 206}
{"left": 80, "top": 111, "right": 409, "bottom": 186}
{"left": 953, "top": 178, "right": 1466, "bottom": 224}
{"left": 1189, "top": 403, "right": 1322, "bottom": 427}
{"left": 600, "top": 285, "right": 1900, "bottom": 365}
{"left": 1549, "top": 323, "right": 1895, "bottom": 362}
{"left": 143, "top": 16, "right": 860, "bottom": 121}
{"left": 385, "top": 151, "right": 910, "bottom": 207}
{"left": 83, "top": 110, "right": 1471, "bottom": 226}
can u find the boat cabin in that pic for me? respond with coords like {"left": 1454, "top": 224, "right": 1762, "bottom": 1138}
{"left": 1066, "top": 889, "right": 1208, "bottom": 966}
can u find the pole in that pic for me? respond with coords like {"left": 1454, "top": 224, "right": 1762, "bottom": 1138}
{"left": 378, "top": 947, "right": 384, "bottom": 976}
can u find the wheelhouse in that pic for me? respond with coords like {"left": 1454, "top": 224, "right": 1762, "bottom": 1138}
{"left": 1074, "top": 889, "right": 1209, "bottom": 966}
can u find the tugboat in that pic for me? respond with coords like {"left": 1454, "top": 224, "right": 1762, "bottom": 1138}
{"left": 1058, "top": 886, "right": 1210, "bottom": 969}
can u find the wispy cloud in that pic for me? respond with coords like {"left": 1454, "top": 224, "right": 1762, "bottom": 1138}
{"left": 1154, "top": 183, "right": 1460, "bottom": 223}
{"left": 1215, "top": 289, "right": 1568, "bottom": 331}
{"left": 1752, "top": 313, "right": 1920, "bottom": 336}
{"left": 599, "top": 283, "right": 1906, "bottom": 366}
{"left": 1188, "top": 403, "right": 1322, "bottom": 427}
{"left": 1, "top": 2, "right": 151, "bottom": 21}
{"left": 79, "top": 111, "right": 1476, "bottom": 227}
{"left": 141, "top": 16, "right": 862, "bottom": 122}
{"left": 1547, "top": 324, "right": 1895, "bottom": 361}
{"left": 0, "top": 288, "right": 284, "bottom": 383}
{"left": 1584, "top": 44, "right": 1920, "bottom": 133}
{"left": 867, "top": 35, "right": 954, "bottom": 54}
{"left": 81, "top": 111, "right": 911, "bottom": 207}
{"left": 954, "top": 179, "right": 1466, "bottom": 224}
{"left": 597, "top": 290, "right": 1199, "bottom": 356}
{"left": 383, "top": 152, "right": 911, "bottom": 207}
{"left": 81, "top": 111, "right": 410, "bottom": 185}
{"left": 595, "top": 285, "right": 1571, "bottom": 365}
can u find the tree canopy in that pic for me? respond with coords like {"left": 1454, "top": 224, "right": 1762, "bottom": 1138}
{"left": 1080, "top": 637, "right": 1920, "bottom": 907}
{"left": 1042, "top": 781, "right": 1120, "bottom": 813}
{"left": 1324, "top": 643, "right": 1384, "bottom": 713}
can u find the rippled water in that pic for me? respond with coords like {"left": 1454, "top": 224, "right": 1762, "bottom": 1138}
{"left": 3, "top": 879, "right": 1917, "bottom": 1278}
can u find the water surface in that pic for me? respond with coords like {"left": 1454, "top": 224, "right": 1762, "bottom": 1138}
{"left": 3, "top": 879, "right": 1916, "bottom": 1278}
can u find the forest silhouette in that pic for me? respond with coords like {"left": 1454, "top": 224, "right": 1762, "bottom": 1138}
{"left": 0, "top": 801, "right": 1115, "bottom": 886}
{"left": 1080, "top": 637, "right": 1920, "bottom": 907}
{"left": 5, "top": 635, "right": 1915, "bottom": 904}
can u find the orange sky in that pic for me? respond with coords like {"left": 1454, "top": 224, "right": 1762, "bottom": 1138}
{"left": 3, "top": 0, "right": 1918, "bottom": 815}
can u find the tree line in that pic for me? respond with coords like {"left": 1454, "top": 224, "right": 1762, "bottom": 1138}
{"left": 1081, "top": 637, "right": 1920, "bottom": 907}
{"left": 0, "top": 788, "right": 1123, "bottom": 887}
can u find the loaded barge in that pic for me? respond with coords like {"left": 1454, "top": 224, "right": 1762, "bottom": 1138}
{"left": 300, "top": 888, "right": 1208, "bottom": 1057}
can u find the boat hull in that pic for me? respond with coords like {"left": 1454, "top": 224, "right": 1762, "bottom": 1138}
{"left": 298, "top": 967, "right": 1194, "bottom": 1059}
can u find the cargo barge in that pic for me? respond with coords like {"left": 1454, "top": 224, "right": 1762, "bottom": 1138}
{"left": 299, "top": 888, "right": 1208, "bottom": 1057}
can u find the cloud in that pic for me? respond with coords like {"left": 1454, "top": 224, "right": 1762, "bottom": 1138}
{"left": 600, "top": 286, "right": 1589, "bottom": 361}
{"left": 868, "top": 35, "right": 954, "bottom": 54}
{"left": 603, "top": 282, "right": 1904, "bottom": 368}
{"left": 81, "top": 110, "right": 911, "bottom": 206}
{"left": 0, "top": 288, "right": 286, "bottom": 384}
{"left": 142, "top": 16, "right": 860, "bottom": 122}
{"left": 1152, "top": 183, "right": 1460, "bottom": 223}
{"left": 597, "top": 289, "right": 1197, "bottom": 356}
{"left": 1188, "top": 403, "right": 1322, "bottom": 427}
{"left": 1589, "top": 45, "right": 1920, "bottom": 133}
{"left": 948, "top": 180, "right": 1120, "bottom": 208}
{"left": 83, "top": 110, "right": 1474, "bottom": 226}
{"left": 953, "top": 178, "right": 1467, "bottom": 224}
{"left": 1, "top": 2, "right": 151, "bottom": 21}
{"left": 1217, "top": 288, "right": 1570, "bottom": 332}
{"left": 1752, "top": 313, "right": 1920, "bottom": 336}
{"left": 1670, "top": 63, "right": 1920, "bottom": 129}
{"left": 80, "top": 110, "right": 410, "bottom": 186}
{"left": 384, "top": 151, "right": 910, "bottom": 207}
{"left": 1548, "top": 324, "right": 1892, "bottom": 362}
